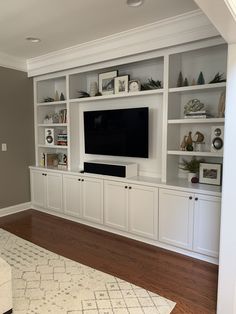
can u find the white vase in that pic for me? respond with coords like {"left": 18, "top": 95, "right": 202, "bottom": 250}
{"left": 188, "top": 172, "right": 197, "bottom": 182}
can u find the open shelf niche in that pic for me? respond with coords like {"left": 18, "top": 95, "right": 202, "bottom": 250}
{"left": 166, "top": 44, "right": 227, "bottom": 183}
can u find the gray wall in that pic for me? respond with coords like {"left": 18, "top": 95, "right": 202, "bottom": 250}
{"left": 0, "top": 66, "right": 34, "bottom": 209}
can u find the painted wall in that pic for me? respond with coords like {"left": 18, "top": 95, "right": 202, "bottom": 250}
{"left": 0, "top": 66, "right": 34, "bottom": 209}
{"left": 217, "top": 43, "right": 236, "bottom": 314}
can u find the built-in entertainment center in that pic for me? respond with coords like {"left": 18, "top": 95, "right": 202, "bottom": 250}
{"left": 30, "top": 36, "right": 227, "bottom": 264}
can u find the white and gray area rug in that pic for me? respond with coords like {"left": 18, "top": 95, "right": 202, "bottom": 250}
{"left": 0, "top": 228, "right": 175, "bottom": 314}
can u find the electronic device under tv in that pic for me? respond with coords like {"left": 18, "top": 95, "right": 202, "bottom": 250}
{"left": 83, "top": 107, "right": 149, "bottom": 158}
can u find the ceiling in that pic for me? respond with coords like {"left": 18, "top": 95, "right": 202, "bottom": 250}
{"left": 0, "top": 0, "right": 198, "bottom": 60}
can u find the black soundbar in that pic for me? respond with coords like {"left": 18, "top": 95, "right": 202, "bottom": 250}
{"left": 84, "top": 161, "right": 137, "bottom": 178}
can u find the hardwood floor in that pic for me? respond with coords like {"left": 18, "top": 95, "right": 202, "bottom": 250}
{"left": 0, "top": 209, "right": 218, "bottom": 313}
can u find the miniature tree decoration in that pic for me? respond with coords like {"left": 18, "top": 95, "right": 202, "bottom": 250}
{"left": 183, "top": 78, "right": 189, "bottom": 86}
{"left": 55, "top": 91, "right": 59, "bottom": 101}
{"left": 60, "top": 92, "right": 65, "bottom": 101}
{"left": 197, "top": 71, "right": 205, "bottom": 85}
{"left": 177, "top": 71, "right": 183, "bottom": 87}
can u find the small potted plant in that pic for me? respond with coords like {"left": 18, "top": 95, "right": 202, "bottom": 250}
{"left": 179, "top": 157, "right": 204, "bottom": 182}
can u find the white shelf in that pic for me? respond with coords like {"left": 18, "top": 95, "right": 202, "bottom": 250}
{"left": 36, "top": 100, "right": 67, "bottom": 106}
{"left": 38, "top": 123, "right": 68, "bottom": 127}
{"left": 38, "top": 144, "right": 68, "bottom": 149}
{"left": 168, "top": 118, "right": 225, "bottom": 124}
{"left": 169, "top": 82, "right": 226, "bottom": 93}
{"left": 69, "top": 89, "right": 164, "bottom": 103}
{"left": 167, "top": 150, "right": 223, "bottom": 157}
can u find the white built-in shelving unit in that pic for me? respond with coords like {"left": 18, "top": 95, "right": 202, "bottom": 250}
{"left": 33, "top": 38, "right": 227, "bottom": 193}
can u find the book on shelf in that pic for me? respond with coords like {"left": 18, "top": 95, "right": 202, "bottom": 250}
{"left": 57, "top": 131, "right": 68, "bottom": 145}
{"left": 184, "top": 110, "right": 212, "bottom": 119}
{"left": 184, "top": 115, "right": 208, "bottom": 119}
{"left": 58, "top": 163, "right": 67, "bottom": 170}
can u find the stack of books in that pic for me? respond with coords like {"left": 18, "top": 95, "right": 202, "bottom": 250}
{"left": 57, "top": 132, "right": 68, "bottom": 146}
{"left": 184, "top": 110, "right": 211, "bottom": 119}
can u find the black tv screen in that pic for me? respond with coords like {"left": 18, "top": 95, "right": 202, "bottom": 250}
{"left": 84, "top": 107, "right": 149, "bottom": 158}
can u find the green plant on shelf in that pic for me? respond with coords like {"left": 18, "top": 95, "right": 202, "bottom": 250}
{"left": 179, "top": 157, "right": 204, "bottom": 173}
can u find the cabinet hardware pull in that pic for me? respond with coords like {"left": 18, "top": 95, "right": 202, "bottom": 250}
{"left": 195, "top": 197, "right": 198, "bottom": 201}
{"left": 129, "top": 186, "right": 132, "bottom": 189}
{"left": 78, "top": 179, "right": 81, "bottom": 181}
{"left": 81, "top": 179, "right": 84, "bottom": 182}
{"left": 125, "top": 186, "right": 128, "bottom": 189}
{"left": 189, "top": 196, "right": 192, "bottom": 200}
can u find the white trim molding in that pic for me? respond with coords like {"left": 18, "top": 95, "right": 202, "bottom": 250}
{"left": 195, "top": 0, "right": 236, "bottom": 44}
{"left": 0, "top": 51, "right": 27, "bottom": 72}
{"left": 0, "top": 202, "right": 31, "bottom": 217}
{"left": 27, "top": 9, "right": 219, "bottom": 77}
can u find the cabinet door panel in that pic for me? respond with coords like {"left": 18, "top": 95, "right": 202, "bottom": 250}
{"left": 104, "top": 180, "right": 128, "bottom": 231}
{"left": 82, "top": 177, "right": 103, "bottom": 224}
{"left": 159, "top": 189, "right": 194, "bottom": 250}
{"left": 63, "top": 175, "right": 81, "bottom": 218}
{"left": 46, "top": 173, "right": 63, "bottom": 213}
{"left": 129, "top": 184, "right": 158, "bottom": 239}
{"left": 31, "top": 170, "right": 45, "bottom": 208}
{"left": 193, "top": 194, "right": 221, "bottom": 257}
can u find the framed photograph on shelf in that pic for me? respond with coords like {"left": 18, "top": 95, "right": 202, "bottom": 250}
{"left": 114, "top": 75, "right": 129, "bottom": 94}
{"left": 99, "top": 70, "right": 118, "bottom": 95}
{"left": 199, "top": 163, "right": 222, "bottom": 186}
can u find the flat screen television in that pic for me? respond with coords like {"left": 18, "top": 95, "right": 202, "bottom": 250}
{"left": 84, "top": 107, "right": 149, "bottom": 158}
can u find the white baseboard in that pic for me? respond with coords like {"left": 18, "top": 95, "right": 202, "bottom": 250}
{"left": 0, "top": 202, "right": 31, "bottom": 217}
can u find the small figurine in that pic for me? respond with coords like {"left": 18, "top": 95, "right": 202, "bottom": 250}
{"left": 183, "top": 78, "right": 189, "bottom": 86}
{"left": 191, "top": 78, "right": 196, "bottom": 86}
{"left": 186, "top": 131, "right": 193, "bottom": 151}
{"left": 177, "top": 71, "right": 183, "bottom": 87}
{"left": 55, "top": 91, "right": 59, "bottom": 101}
{"left": 186, "top": 131, "right": 193, "bottom": 146}
{"left": 193, "top": 131, "right": 204, "bottom": 143}
{"left": 197, "top": 71, "right": 205, "bottom": 85}
{"left": 180, "top": 135, "right": 188, "bottom": 151}
{"left": 63, "top": 154, "right": 67, "bottom": 165}
{"left": 60, "top": 92, "right": 65, "bottom": 101}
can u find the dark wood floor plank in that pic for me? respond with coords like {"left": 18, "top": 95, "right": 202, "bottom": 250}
{"left": 0, "top": 209, "right": 218, "bottom": 313}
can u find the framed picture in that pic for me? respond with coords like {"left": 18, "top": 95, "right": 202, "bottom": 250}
{"left": 199, "top": 163, "right": 222, "bottom": 185}
{"left": 114, "top": 75, "right": 129, "bottom": 94}
{"left": 99, "top": 70, "right": 118, "bottom": 95}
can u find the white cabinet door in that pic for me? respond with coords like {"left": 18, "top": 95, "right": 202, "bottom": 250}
{"left": 104, "top": 180, "right": 128, "bottom": 231}
{"left": 82, "top": 177, "right": 103, "bottom": 224}
{"left": 31, "top": 170, "right": 46, "bottom": 208}
{"left": 193, "top": 194, "right": 221, "bottom": 257}
{"left": 159, "top": 188, "right": 194, "bottom": 250}
{"left": 129, "top": 184, "right": 158, "bottom": 239}
{"left": 63, "top": 175, "right": 82, "bottom": 218}
{"left": 46, "top": 172, "right": 63, "bottom": 213}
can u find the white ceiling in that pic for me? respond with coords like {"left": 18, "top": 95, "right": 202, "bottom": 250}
{"left": 0, "top": 0, "right": 198, "bottom": 59}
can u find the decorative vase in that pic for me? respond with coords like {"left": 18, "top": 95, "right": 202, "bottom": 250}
{"left": 188, "top": 172, "right": 197, "bottom": 182}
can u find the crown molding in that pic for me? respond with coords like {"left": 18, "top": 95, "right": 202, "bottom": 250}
{"left": 0, "top": 51, "right": 27, "bottom": 72}
{"left": 27, "top": 9, "right": 219, "bottom": 77}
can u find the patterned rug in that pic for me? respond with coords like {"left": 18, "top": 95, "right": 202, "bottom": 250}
{"left": 0, "top": 228, "right": 175, "bottom": 314}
